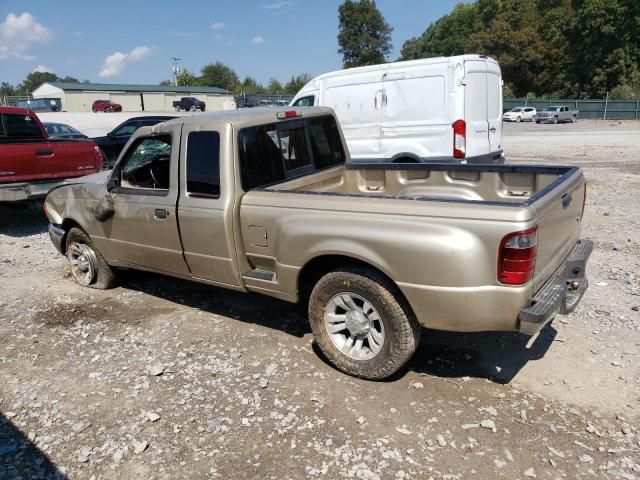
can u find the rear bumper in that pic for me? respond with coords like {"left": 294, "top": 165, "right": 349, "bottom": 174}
{"left": 518, "top": 239, "right": 593, "bottom": 335}
{"left": 0, "top": 180, "right": 65, "bottom": 203}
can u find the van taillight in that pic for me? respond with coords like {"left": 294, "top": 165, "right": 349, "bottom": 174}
{"left": 453, "top": 119, "right": 466, "bottom": 159}
{"left": 498, "top": 226, "right": 538, "bottom": 285}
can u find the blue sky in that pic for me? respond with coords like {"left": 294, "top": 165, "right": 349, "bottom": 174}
{"left": 0, "top": 0, "right": 467, "bottom": 88}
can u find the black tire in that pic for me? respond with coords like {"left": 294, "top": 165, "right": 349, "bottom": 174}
{"left": 175, "top": 106, "right": 181, "bottom": 112}
{"left": 92, "top": 107, "right": 97, "bottom": 113}
{"left": 308, "top": 266, "right": 420, "bottom": 380}
{"left": 516, "top": 116, "right": 521, "bottom": 123}
{"left": 553, "top": 116, "right": 558, "bottom": 124}
{"left": 65, "top": 227, "right": 119, "bottom": 289}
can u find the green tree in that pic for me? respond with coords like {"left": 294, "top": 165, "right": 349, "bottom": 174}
{"left": 199, "top": 62, "right": 239, "bottom": 92}
{"left": 338, "top": 0, "right": 393, "bottom": 68}
{"left": 176, "top": 69, "right": 198, "bottom": 86}
{"left": 284, "top": 74, "right": 311, "bottom": 94}
{"left": 58, "top": 75, "right": 79, "bottom": 83}
{"left": 400, "top": 3, "right": 481, "bottom": 60}
{"left": 240, "top": 76, "right": 265, "bottom": 94}
{"left": 1, "top": 82, "right": 16, "bottom": 97}
{"left": 159, "top": 79, "right": 173, "bottom": 86}
{"left": 267, "top": 78, "right": 283, "bottom": 93}
{"left": 20, "top": 71, "right": 58, "bottom": 93}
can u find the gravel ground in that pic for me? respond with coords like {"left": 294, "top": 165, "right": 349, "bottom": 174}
{"left": 1, "top": 119, "right": 639, "bottom": 479}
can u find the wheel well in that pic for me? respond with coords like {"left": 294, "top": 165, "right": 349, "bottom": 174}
{"left": 59, "top": 218, "right": 82, "bottom": 252}
{"left": 391, "top": 153, "right": 422, "bottom": 164}
{"left": 297, "top": 255, "right": 413, "bottom": 314}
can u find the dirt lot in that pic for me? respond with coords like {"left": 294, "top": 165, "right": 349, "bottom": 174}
{"left": 1, "top": 120, "right": 639, "bottom": 479}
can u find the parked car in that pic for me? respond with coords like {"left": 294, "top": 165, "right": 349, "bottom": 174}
{"left": 0, "top": 107, "right": 102, "bottom": 203}
{"left": 92, "top": 100, "right": 123, "bottom": 113}
{"left": 44, "top": 122, "right": 88, "bottom": 139}
{"left": 45, "top": 107, "right": 591, "bottom": 380}
{"left": 274, "top": 100, "right": 289, "bottom": 107}
{"left": 92, "top": 115, "right": 175, "bottom": 168}
{"left": 536, "top": 106, "right": 578, "bottom": 124}
{"left": 290, "top": 54, "right": 503, "bottom": 164}
{"left": 173, "top": 97, "right": 206, "bottom": 112}
{"left": 503, "top": 106, "right": 537, "bottom": 122}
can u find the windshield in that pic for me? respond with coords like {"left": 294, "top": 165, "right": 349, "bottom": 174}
{"left": 510, "top": 108, "right": 523, "bottom": 112}
{"left": 544, "top": 107, "right": 560, "bottom": 112}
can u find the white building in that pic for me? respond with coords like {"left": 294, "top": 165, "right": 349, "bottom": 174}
{"left": 32, "top": 82, "right": 236, "bottom": 113}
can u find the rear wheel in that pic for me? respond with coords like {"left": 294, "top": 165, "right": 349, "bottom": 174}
{"left": 571, "top": 116, "right": 577, "bottom": 123}
{"left": 531, "top": 115, "right": 537, "bottom": 123}
{"left": 308, "top": 266, "right": 420, "bottom": 380}
{"left": 66, "top": 228, "right": 119, "bottom": 289}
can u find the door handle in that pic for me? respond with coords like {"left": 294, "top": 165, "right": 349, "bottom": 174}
{"left": 35, "top": 149, "right": 54, "bottom": 156}
{"left": 154, "top": 208, "right": 169, "bottom": 219}
{"left": 489, "top": 127, "right": 497, "bottom": 133}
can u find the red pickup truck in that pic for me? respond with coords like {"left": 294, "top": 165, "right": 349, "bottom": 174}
{"left": 0, "top": 107, "right": 103, "bottom": 203}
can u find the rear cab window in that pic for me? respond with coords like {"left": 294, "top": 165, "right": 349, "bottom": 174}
{"left": 186, "top": 131, "right": 221, "bottom": 198}
{"left": 239, "top": 115, "right": 345, "bottom": 190}
{"left": 0, "top": 113, "right": 43, "bottom": 141}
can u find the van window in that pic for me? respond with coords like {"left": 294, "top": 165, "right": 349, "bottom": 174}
{"left": 292, "top": 96, "right": 314, "bottom": 107}
{"left": 186, "top": 131, "right": 220, "bottom": 198}
{"left": 239, "top": 115, "right": 344, "bottom": 190}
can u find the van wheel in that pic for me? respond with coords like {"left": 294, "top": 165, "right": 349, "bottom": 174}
{"left": 392, "top": 157, "right": 420, "bottom": 164}
{"left": 308, "top": 266, "right": 420, "bottom": 380}
{"left": 66, "top": 228, "right": 119, "bottom": 289}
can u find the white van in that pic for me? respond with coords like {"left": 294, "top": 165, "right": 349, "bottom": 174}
{"left": 290, "top": 55, "right": 503, "bottom": 164}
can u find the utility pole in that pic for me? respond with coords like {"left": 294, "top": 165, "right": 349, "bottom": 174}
{"left": 170, "top": 57, "right": 182, "bottom": 86}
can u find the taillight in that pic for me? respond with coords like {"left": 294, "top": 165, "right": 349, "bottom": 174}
{"left": 498, "top": 226, "right": 538, "bottom": 285}
{"left": 93, "top": 145, "right": 104, "bottom": 168}
{"left": 580, "top": 181, "right": 587, "bottom": 221}
{"left": 277, "top": 110, "right": 301, "bottom": 119}
{"left": 453, "top": 119, "right": 466, "bottom": 159}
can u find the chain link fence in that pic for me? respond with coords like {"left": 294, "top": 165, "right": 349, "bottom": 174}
{"left": 504, "top": 98, "right": 640, "bottom": 120}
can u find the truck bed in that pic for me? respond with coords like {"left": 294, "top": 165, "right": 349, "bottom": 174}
{"left": 247, "top": 163, "right": 586, "bottom": 318}
{"left": 266, "top": 163, "right": 572, "bottom": 206}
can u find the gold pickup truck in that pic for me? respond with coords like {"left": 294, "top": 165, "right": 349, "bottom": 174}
{"left": 44, "top": 107, "right": 592, "bottom": 380}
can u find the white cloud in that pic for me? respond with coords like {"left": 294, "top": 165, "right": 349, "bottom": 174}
{"left": 210, "top": 22, "right": 225, "bottom": 30}
{"left": 99, "top": 45, "right": 153, "bottom": 78}
{"left": 73, "top": 31, "right": 83, "bottom": 37}
{"left": 0, "top": 12, "right": 52, "bottom": 60}
{"left": 262, "top": 1, "right": 291, "bottom": 10}
{"left": 32, "top": 65, "right": 53, "bottom": 73}
{"left": 251, "top": 36, "right": 265, "bottom": 44}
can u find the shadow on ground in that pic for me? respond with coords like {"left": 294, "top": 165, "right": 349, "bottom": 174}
{"left": 0, "top": 413, "right": 65, "bottom": 479}
{"left": 123, "top": 270, "right": 311, "bottom": 338}
{"left": 122, "top": 270, "right": 556, "bottom": 384}
{"left": 0, "top": 203, "right": 48, "bottom": 237}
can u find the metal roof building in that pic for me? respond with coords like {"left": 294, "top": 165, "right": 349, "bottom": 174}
{"left": 32, "top": 82, "right": 236, "bottom": 113}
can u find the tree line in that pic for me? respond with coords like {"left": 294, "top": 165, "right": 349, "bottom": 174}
{"left": 160, "top": 62, "right": 311, "bottom": 95}
{"left": 338, "top": 0, "right": 640, "bottom": 99}
{"left": 1, "top": 71, "right": 88, "bottom": 97}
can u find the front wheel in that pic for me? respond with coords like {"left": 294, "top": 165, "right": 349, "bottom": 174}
{"left": 175, "top": 106, "right": 181, "bottom": 112}
{"left": 553, "top": 116, "right": 558, "bottom": 124}
{"left": 66, "top": 228, "right": 119, "bottom": 289}
{"left": 516, "top": 116, "right": 522, "bottom": 123}
{"left": 308, "top": 266, "right": 420, "bottom": 380}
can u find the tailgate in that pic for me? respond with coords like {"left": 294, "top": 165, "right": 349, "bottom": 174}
{"left": 531, "top": 169, "right": 586, "bottom": 292}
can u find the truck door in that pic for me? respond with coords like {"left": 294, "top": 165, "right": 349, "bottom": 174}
{"left": 463, "top": 60, "right": 490, "bottom": 161}
{"left": 102, "top": 125, "right": 189, "bottom": 276}
{"left": 176, "top": 122, "right": 241, "bottom": 287}
{"left": 323, "top": 73, "right": 382, "bottom": 161}
{"left": 0, "top": 111, "right": 54, "bottom": 182}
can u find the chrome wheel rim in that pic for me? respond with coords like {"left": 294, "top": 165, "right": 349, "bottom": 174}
{"left": 67, "top": 241, "right": 98, "bottom": 286}
{"left": 324, "top": 292, "right": 385, "bottom": 361}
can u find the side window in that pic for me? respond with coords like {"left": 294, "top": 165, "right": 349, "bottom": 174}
{"left": 292, "top": 95, "right": 315, "bottom": 107}
{"left": 119, "top": 136, "right": 171, "bottom": 192}
{"left": 113, "top": 121, "right": 139, "bottom": 136}
{"left": 186, "top": 131, "right": 221, "bottom": 198}
{"left": 0, "top": 113, "right": 42, "bottom": 139}
{"left": 307, "top": 116, "right": 346, "bottom": 169}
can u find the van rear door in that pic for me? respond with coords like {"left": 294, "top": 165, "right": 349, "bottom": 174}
{"left": 486, "top": 61, "right": 503, "bottom": 156}
{"left": 463, "top": 59, "right": 490, "bottom": 162}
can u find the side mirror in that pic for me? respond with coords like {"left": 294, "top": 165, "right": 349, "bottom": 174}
{"left": 94, "top": 194, "right": 115, "bottom": 222}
